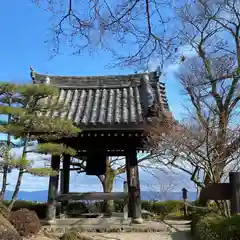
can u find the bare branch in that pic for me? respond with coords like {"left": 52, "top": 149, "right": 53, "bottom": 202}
{"left": 34, "top": 0, "right": 181, "bottom": 68}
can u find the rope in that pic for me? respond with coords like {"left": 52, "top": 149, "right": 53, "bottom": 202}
{"left": 184, "top": 202, "right": 215, "bottom": 210}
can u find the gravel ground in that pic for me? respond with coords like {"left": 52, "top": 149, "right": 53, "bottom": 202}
{"left": 86, "top": 231, "right": 191, "bottom": 240}
{"left": 26, "top": 219, "right": 192, "bottom": 240}
{"left": 25, "top": 231, "right": 191, "bottom": 240}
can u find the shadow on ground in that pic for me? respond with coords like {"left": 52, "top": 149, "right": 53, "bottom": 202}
{"left": 171, "top": 231, "right": 192, "bottom": 240}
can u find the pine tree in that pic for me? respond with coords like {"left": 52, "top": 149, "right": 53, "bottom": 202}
{"left": 0, "top": 84, "right": 21, "bottom": 200}
{"left": 0, "top": 83, "right": 80, "bottom": 209}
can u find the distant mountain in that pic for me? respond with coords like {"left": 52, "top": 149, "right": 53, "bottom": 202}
{"left": 4, "top": 190, "right": 198, "bottom": 202}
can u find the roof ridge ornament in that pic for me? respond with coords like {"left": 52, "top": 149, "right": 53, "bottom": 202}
{"left": 156, "top": 66, "right": 161, "bottom": 77}
{"left": 45, "top": 76, "right": 50, "bottom": 84}
{"left": 30, "top": 66, "right": 36, "bottom": 82}
{"left": 140, "top": 73, "right": 155, "bottom": 116}
{"left": 30, "top": 67, "right": 50, "bottom": 84}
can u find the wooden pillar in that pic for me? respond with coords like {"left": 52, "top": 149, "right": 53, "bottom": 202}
{"left": 47, "top": 155, "right": 60, "bottom": 221}
{"left": 126, "top": 149, "right": 142, "bottom": 222}
{"left": 123, "top": 181, "right": 128, "bottom": 220}
{"left": 229, "top": 172, "right": 240, "bottom": 215}
{"left": 60, "top": 155, "right": 70, "bottom": 215}
{"left": 60, "top": 155, "right": 70, "bottom": 194}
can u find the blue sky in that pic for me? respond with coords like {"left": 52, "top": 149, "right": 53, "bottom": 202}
{"left": 0, "top": 1, "right": 194, "bottom": 194}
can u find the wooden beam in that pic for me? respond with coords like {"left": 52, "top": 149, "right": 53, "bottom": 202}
{"left": 56, "top": 192, "right": 127, "bottom": 201}
{"left": 60, "top": 168, "right": 82, "bottom": 171}
{"left": 47, "top": 155, "right": 60, "bottom": 220}
{"left": 62, "top": 131, "right": 146, "bottom": 151}
{"left": 199, "top": 183, "right": 231, "bottom": 205}
{"left": 76, "top": 150, "right": 127, "bottom": 157}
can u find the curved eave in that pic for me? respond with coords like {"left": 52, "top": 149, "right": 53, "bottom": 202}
{"left": 30, "top": 68, "right": 161, "bottom": 88}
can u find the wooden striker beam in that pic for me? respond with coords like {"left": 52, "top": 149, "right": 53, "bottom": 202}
{"left": 56, "top": 192, "right": 127, "bottom": 201}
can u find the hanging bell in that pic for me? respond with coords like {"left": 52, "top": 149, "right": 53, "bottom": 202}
{"left": 86, "top": 151, "right": 106, "bottom": 175}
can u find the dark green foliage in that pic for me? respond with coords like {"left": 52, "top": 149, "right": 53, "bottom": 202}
{"left": 60, "top": 231, "right": 79, "bottom": 240}
{"left": 193, "top": 213, "right": 240, "bottom": 240}
{"left": 153, "top": 200, "right": 183, "bottom": 215}
{"left": 3, "top": 200, "right": 186, "bottom": 220}
{"left": 3, "top": 201, "right": 61, "bottom": 219}
{"left": 8, "top": 208, "right": 41, "bottom": 237}
{"left": 190, "top": 202, "right": 220, "bottom": 236}
{"left": 217, "top": 215, "right": 240, "bottom": 240}
{"left": 0, "top": 83, "right": 80, "bottom": 142}
{"left": 60, "top": 230, "right": 93, "bottom": 240}
{"left": 114, "top": 199, "right": 184, "bottom": 216}
{"left": 141, "top": 200, "right": 154, "bottom": 212}
{"left": 0, "top": 82, "right": 80, "bottom": 159}
{"left": 113, "top": 200, "right": 124, "bottom": 212}
{"left": 194, "top": 213, "right": 224, "bottom": 240}
{"left": 65, "top": 202, "right": 89, "bottom": 216}
{"left": 0, "top": 82, "right": 80, "bottom": 208}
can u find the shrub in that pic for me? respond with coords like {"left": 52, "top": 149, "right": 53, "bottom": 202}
{"left": 215, "top": 215, "right": 240, "bottom": 240}
{"left": 150, "top": 200, "right": 183, "bottom": 216}
{"left": 194, "top": 213, "right": 224, "bottom": 240}
{"left": 141, "top": 200, "right": 154, "bottom": 212}
{"left": 66, "top": 201, "right": 89, "bottom": 216}
{"left": 190, "top": 201, "right": 221, "bottom": 236}
{"left": 8, "top": 208, "right": 41, "bottom": 237}
{"left": 60, "top": 231, "right": 79, "bottom": 240}
{"left": 3, "top": 199, "right": 185, "bottom": 220}
{"left": 114, "top": 200, "right": 124, "bottom": 212}
{"left": 60, "top": 230, "right": 94, "bottom": 240}
{"left": 193, "top": 213, "right": 240, "bottom": 240}
{"left": 165, "top": 200, "right": 183, "bottom": 212}
{"left": 3, "top": 200, "right": 61, "bottom": 219}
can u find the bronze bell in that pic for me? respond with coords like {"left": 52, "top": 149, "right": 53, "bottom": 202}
{"left": 86, "top": 151, "right": 106, "bottom": 175}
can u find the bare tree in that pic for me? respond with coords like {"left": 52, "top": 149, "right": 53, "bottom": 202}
{"left": 33, "top": 0, "right": 181, "bottom": 69}
{"left": 140, "top": 167, "right": 179, "bottom": 201}
{"left": 147, "top": 0, "right": 240, "bottom": 192}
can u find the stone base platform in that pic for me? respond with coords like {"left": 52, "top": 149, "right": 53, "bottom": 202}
{"left": 41, "top": 217, "right": 172, "bottom": 234}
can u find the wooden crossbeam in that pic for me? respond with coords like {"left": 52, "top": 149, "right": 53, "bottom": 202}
{"left": 56, "top": 192, "right": 128, "bottom": 201}
{"left": 199, "top": 183, "right": 231, "bottom": 206}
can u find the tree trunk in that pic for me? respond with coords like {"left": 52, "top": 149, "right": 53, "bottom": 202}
{"left": 8, "top": 137, "right": 28, "bottom": 211}
{"left": 100, "top": 159, "right": 115, "bottom": 214}
{"left": 8, "top": 170, "right": 24, "bottom": 211}
{"left": 0, "top": 115, "right": 11, "bottom": 200}
{"left": 0, "top": 165, "right": 8, "bottom": 201}
{"left": 102, "top": 174, "right": 115, "bottom": 214}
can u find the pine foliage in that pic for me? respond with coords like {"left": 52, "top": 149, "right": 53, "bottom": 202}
{"left": 0, "top": 82, "right": 80, "bottom": 202}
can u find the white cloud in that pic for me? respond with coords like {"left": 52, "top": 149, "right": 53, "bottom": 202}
{"left": 0, "top": 146, "right": 195, "bottom": 193}
{"left": 147, "top": 44, "right": 197, "bottom": 80}
{"left": 161, "top": 45, "right": 197, "bottom": 78}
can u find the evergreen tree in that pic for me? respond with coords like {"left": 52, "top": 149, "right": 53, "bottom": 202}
{"left": 0, "top": 83, "right": 80, "bottom": 209}
{"left": 0, "top": 84, "right": 22, "bottom": 200}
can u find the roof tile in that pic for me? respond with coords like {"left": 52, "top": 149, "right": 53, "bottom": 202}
{"left": 31, "top": 70, "right": 170, "bottom": 128}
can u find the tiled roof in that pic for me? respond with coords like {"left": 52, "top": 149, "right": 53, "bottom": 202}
{"left": 31, "top": 69, "right": 170, "bottom": 129}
